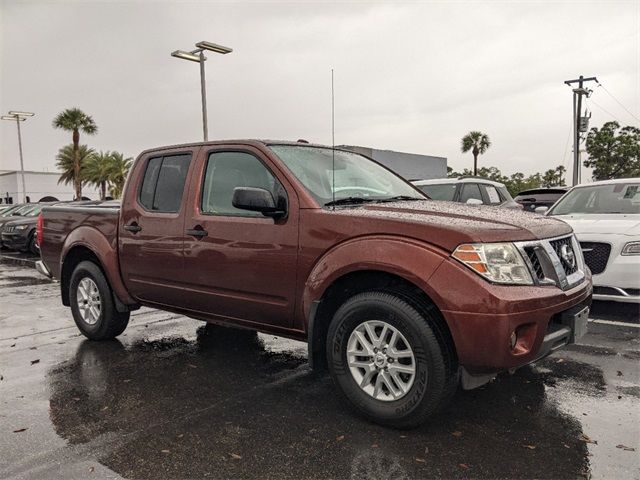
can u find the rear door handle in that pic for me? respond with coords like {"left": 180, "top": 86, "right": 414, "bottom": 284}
{"left": 124, "top": 223, "right": 142, "bottom": 233}
{"left": 186, "top": 227, "right": 208, "bottom": 238}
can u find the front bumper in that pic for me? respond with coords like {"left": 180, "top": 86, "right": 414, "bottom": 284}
{"left": 428, "top": 258, "right": 593, "bottom": 374}
{"left": 579, "top": 233, "right": 640, "bottom": 303}
{"left": 1, "top": 232, "right": 30, "bottom": 251}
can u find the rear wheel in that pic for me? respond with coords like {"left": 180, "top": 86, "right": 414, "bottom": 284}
{"left": 327, "top": 291, "right": 452, "bottom": 428}
{"left": 69, "top": 261, "right": 129, "bottom": 340}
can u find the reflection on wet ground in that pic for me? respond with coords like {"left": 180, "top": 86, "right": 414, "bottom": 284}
{"left": 45, "top": 326, "right": 591, "bottom": 479}
{"left": 1, "top": 263, "right": 639, "bottom": 479}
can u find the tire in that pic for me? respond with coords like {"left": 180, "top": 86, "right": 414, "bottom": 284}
{"left": 69, "top": 261, "right": 130, "bottom": 340}
{"left": 27, "top": 232, "right": 38, "bottom": 255}
{"left": 326, "top": 291, "right": 451, "bottom": 429}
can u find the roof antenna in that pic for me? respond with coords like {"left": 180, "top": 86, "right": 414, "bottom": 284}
{"left": 331, "top": 68, "right": 335, "bottom": 210}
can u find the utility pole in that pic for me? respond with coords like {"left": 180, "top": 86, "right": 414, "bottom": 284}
{"left": 564, "top": 75, "right": 597, "bottom": 186}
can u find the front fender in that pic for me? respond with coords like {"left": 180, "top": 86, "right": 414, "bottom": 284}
{"left": 61, "top": 226, "right": 135, "bottom": 305}
{"left": 301, "top": 235, "right": 449, "bottom": 325}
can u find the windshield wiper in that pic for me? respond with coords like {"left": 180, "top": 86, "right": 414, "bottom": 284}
{"left": 377, "top": 195, "right": 424, "bottom": 202}
{"left": 324, "top": 197, "right": 377, "bottom": 207}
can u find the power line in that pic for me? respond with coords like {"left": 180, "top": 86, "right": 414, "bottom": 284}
{"left": 586, "top": 97, "right": 622, "bottom": 123}
{"left": 596, "top": 82, "right": 640, "bottom": 124}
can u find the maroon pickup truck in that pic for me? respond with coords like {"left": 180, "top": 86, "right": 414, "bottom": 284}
{"left": 37, "top": 140, "right": 592, "bottom": 428}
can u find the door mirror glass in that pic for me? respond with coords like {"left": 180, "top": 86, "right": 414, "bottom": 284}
{"left": 232, "top": 187, "right": 285, "bottom": 218}
{"left": 466, "top": 198, "right": 483, "bottom": 205}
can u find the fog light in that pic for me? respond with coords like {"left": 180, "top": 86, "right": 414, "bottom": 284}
{"left": 510, "top": 331, "right": 517, "bottom": 349}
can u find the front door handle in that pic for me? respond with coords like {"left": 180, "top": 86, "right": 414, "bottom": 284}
{"left": 186, "top": 227, "right": 208, "bottom": 238}
{"left": 124, "top": 222, "right": 142, "bottom": 233}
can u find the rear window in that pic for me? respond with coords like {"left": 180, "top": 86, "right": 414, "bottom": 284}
{"left": 418, "top": 183, "right": 456, "bottom": 201}
{"left": 459, "top": 183, "right": 483, "bottom": 203}
{"left": 139, "top": 154, "right": 191, "bottom": 212}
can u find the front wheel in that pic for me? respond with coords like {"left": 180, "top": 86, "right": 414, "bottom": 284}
{"left": 69, "top": 261, "right": 130, "bottom": 340}
{"left": 326, "top": 291, "right": 452, "bottom": 428}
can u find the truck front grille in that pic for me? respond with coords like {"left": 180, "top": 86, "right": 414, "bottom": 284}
{"left": 550, "top": 236, "right": 579, "bottom": 276}
{"left": 524, "top": 247, "right": 545, "bottom": 281}
{"left": 579, "top": 242, "right": 611, "bottom": 275}
{"left": 516, "top": 235, "right": 585, "bottom": 290}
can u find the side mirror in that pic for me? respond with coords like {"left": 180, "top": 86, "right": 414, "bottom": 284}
{"left": 232, "top": 187, "right": 286, "bottom": 218}
{"left": 535, "top": 206, "right": 549, "bottom": 214}
{"left": 466, "top": 198, "right": 483, "bottom": 206}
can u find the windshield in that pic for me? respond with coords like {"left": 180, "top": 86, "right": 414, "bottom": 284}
{"left": 10, "top": 204, "right": 36, "bottom": 216}
{"left": 0, "top": 205, "right": 21, "bottom": 217}
{"left": 269, "top": 145, "right": 424, "bottom": 205}
{"left": 549, "top": 182, "right": 640, "bottom": 215}
{"left": 417, "top": 183, "right": 456, "bottom": 201}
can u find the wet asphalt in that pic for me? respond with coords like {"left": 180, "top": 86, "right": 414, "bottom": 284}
{"left": 0, "top": 257, "right": 638, "bottom": 479}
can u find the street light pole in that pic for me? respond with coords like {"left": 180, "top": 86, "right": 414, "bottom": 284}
{"left": 199, "top": 50, "right": 209, "bottom": 141}
{"left": 1, "top": 111, "right": 34, "bottom": 203}
{"left": 15, "top": 117, "right": 26, "bottom": 202}
{"left": 171, "top": 40, "right": 232, "bottom": 142}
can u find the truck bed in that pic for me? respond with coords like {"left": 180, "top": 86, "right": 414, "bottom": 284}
{"left": 40, "top": 201, "right": 121, "bottom": 280}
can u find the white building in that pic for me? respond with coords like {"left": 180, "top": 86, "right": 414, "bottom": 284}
{"left": 0, "top": 170, "right": 101, "bottom": 204}
{"left": 337, "top": 145, "right": 447, "bottom": 181}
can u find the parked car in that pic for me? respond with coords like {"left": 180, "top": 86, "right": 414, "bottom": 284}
{"left": 545, "top": 178, "right": 639, "bottom": 303}
{"left": 37, "top": 140, "right": 592, "bottom": 428}
{"left": 514, "top": 187, "right": 569, "bottom": 212}
{"left": 1, "top": 204, "right": 47, "bottom": 254}
{"left": 412, "top": 177, "right": 522, "bottom": 209}
{"left": 0, "top": 203, "right": 38, "bottom": 234}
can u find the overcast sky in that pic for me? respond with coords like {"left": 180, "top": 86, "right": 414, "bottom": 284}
{"left": 1, "top": 0, "right": 638, "bottom": 178}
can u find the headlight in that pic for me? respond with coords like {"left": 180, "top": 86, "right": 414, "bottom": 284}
{"left": 452, "top": 243, "right": 533, "bottom": 285}
{"left": 621, "top": 241, "right": 640, "bottom": 256}
{"left": 14, "top": 225, "right": 28, "bottom": 230}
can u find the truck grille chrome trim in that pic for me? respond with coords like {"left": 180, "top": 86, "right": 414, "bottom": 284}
{"left": 516, "top": 234, "right": 586, "bottom": 290}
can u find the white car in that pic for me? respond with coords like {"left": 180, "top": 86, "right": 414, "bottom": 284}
{"left": 544, "top": 178, "right": 640, "bottom": 303}
{"left": 412, "top": 177, "right": 522, "bottom": 209}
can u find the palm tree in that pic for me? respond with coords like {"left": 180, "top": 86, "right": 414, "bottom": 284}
{"left": 461, "top": 131, "right": 491, "bottom": 176}
{"left": 107, "top": 152, "right": 133, "bottom": 199}
{"left": 55, "top": 144, "right": 95, "bottom": 193}
{"left": 84, "top": 151, "right": 113, "bottom": 200}
{"left": 52, "top": 108, "right": 98, "bottom": 199}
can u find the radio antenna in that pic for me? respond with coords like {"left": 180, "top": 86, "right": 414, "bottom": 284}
{"left": 331, "top": 68, "right": 335, "bottom": 209}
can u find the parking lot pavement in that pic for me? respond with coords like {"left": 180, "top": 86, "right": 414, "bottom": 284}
{"left": 0, "top": 263, "right": 638, "bottom": 480}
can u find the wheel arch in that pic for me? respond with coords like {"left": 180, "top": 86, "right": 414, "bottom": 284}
{"left": 308, "top": 269, "right": 458, "bottom": 374}
{"left": 61, "top": 243, "right": 137, "bottom": 311}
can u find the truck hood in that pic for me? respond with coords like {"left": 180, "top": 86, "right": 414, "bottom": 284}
{"left": 337, "top": 200, "right": 572, "bottom": 251}
{"left": 550, "top": 213, "right": 640, "bottom": 236}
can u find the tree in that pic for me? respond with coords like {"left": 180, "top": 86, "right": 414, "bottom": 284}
{"left": 107, "top": 152, "right": 133, "bottom": 199}
{"left": 55, "top": 144, "right": 95, "bottom": 192}
{"left": 52, "top": 108, "right": 98, "bottom": 200}
{"left": 461, "top": 131, "right": 491, "bottom": 175}
{"left": 584, "top": 121, "right": 640, "bottom": 180}
{"left": 84, "top": 151, "right": 113, "bottom": 200}
{"left": 541, "top": 165, "right": 566, "bottom": 187}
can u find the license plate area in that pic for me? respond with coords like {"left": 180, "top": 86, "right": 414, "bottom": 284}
{"left": 560, "top": 305, "right": 589, "bottom": 343}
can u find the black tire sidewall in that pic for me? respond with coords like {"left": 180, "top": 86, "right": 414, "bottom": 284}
{"left": 69, "top": 261, "right": 116, "bottom": 340}
{"left": 327, "top": 292, "right": 447, "bottom": 427}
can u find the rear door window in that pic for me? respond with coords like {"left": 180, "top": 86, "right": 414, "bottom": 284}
{"left": 138, "top": 154, "right": 191, "bottom": 212}
{"left": 459, "top": 183, "right": 483, "bottom": 203}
